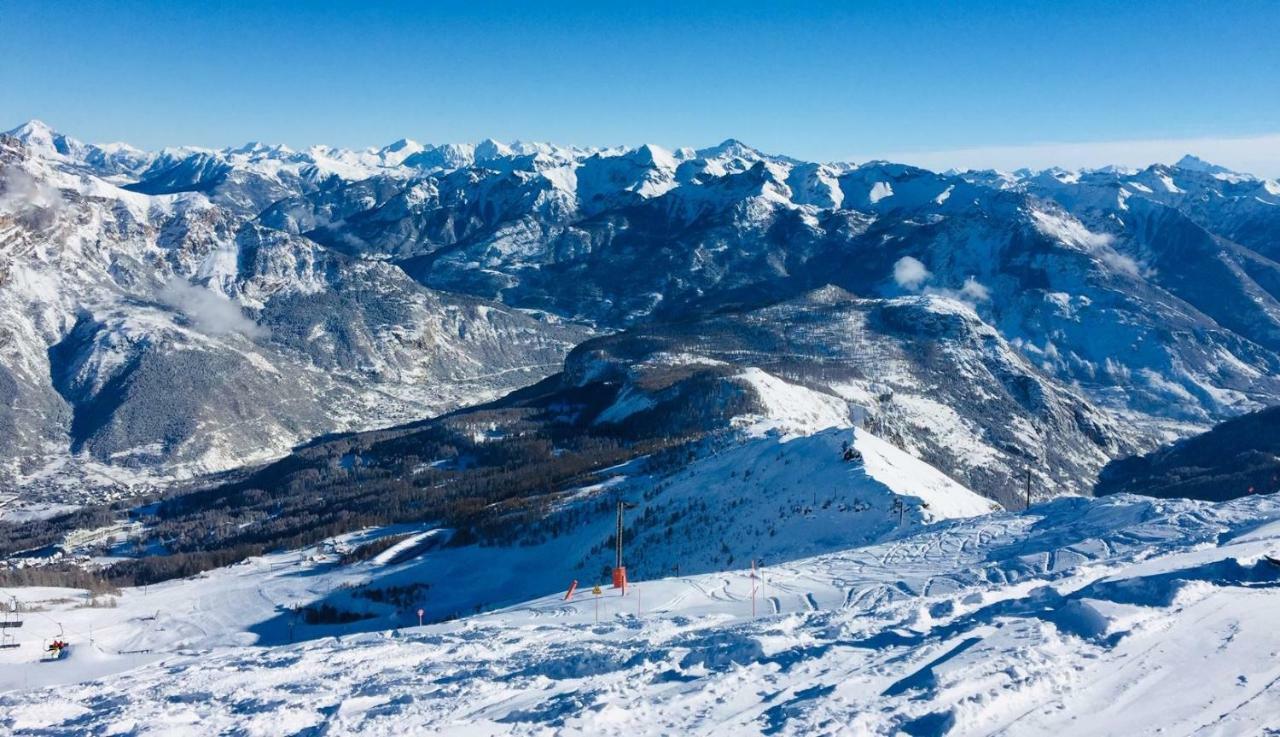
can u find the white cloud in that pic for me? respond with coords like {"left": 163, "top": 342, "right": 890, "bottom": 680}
{"left": 893, "top": 256, "right": 989, "bottom": 305}
{"left": 0, "top": 167, "right": 63, "bottom": 217}
{"left": 958, "top": 276, "right": 990, "bottom": 302}
{"left": 1029, "top": 209, "right": 1150, "bottom": 278}
{"left": 924, "top": 276, "right": 991, "bottom": 304}
{"left": 1099, "top": 250, "right": 1144, "bottom": 278}
{"left": 892, "top": 256, "right": 931, "bottom": 289}
{"left": 857, "top": 132, "right": 1280, "bottom": 179}
{"left": 159, "top": 277, "right": 269, "bottom": 339}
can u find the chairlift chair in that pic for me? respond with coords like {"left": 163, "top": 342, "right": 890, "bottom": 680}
{"left": 0, "top": 598, "right": 21, "bottom": 649}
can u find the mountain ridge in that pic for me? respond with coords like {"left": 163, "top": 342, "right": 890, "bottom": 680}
{"left": 4, "top": 119, "right": 1280, "bottom": 514}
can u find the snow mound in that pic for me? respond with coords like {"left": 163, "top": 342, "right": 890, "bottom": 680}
{"left": 733, "top": 368, "right": 850, "bottom": 438}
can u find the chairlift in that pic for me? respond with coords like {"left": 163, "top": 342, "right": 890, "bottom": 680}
{"left": 42, "top": 640, "right": 70, "bottom": 661}
{"left": 0, "top": 598, "right": 21, "bottom": 649}
{"left": 42, "top": 622, "right": 69, "bottom": 661}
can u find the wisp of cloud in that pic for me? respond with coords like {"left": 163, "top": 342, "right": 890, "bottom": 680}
{"left": 159, "top": 277, "right": 269, "bottom": 340}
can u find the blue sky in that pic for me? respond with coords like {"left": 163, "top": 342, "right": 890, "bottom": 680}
{"left": 4, "top": 1, "right": 1279, "bottom": 173}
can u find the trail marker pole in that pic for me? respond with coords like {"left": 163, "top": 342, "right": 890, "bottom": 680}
{"left": 1025, "top": 467, "right": 1032, "bottom": 510}
{"left": 751, "top": 560, "right": 758, "bottom": 618}
{"left": 759, "top": 560, "right": 767, "bottom": 610}
{"left": 592, "top": 585, "right": 602, "bottom": 623}
{"left": 417, "top": 608, "right": 424, "bottom": 627}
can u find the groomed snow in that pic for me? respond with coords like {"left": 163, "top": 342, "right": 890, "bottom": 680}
{"left": 4, "top": 492, "right": 1280, "bottom": 735}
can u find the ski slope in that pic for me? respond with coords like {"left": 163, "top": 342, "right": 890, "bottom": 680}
{"left": 0, "top": 428, "right": 992, "bottom": 678}
{"left": 4, "top": 490, "right": 1280, "bottom": 735}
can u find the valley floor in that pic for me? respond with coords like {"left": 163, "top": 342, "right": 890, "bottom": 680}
{"left": 4, "top": 492, "right": 1280, "bottom": 735}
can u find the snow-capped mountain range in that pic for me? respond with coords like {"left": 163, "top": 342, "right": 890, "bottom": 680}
{"left": 4, "top": 119, "right": 1280, "bottom": 510}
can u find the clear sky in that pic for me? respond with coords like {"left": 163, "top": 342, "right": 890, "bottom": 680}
{"left": 4, "top": 0, "right": 1279, "bottom": 174}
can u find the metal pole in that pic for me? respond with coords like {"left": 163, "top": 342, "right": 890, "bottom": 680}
{"left": 758, "top": 561, "right": 765, "bottom": 610}
{"left": 751, "top": 560, "right": 757, "bottom": 618}
{"left": 616, "top": 501, "right": 623, "bottom": 570}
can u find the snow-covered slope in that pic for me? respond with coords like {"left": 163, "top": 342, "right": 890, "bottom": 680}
{"left": 0, "top": 426, "right": 994, "bottom": 642}
{"left": 1097, "top": 404, "right": 1280, "bottom": 501}
{"left": 4, "top": 490, "right": 1280, "bottom": 735}
{"left": 570, "top": 287, "right": 1138, "bottom": 505}
{"left": 0, "top": 426, "right": 991, "bottom": 675}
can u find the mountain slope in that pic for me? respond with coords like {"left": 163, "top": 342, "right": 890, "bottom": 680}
{"left": 239, "top": 132, "right": 1280, "bottom": 435}
{"left": 569, "top": 286, "right": 1138, "bottom": 505}
{"left": 0, "top": 130, "right": 589, "bottom": 509}
{"left": 1096, "top": 405, "right": 1280, "bottom": 501}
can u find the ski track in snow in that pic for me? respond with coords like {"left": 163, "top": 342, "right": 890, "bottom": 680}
{"left": 3, "top": 493, "right": 1280, "bottom": 734}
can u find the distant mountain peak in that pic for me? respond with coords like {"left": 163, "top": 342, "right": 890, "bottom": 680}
{"left": 228, "top": 141, "right": 295, "bottom": 157}
{"left": 4, "top": 118, "right": 85, "bottom": 158}
{"left": 475, "top": 138, "right": 514, "bottom": 161}
{"left": 380, "top": 137, "right": 419, "bottom": 152}
{"left": 697, "top": 138, "right": 764, "bottom": 160}
{"left": 1174, "top": 154, "right": 1237, "bottom": 176}
{"left": 7, "top": 118, "right": 56, "bottom": 137}
{"left": 6, "top": 118, "right": 61, "bottom": 147}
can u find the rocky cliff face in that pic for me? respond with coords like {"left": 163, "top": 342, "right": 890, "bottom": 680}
{"left": 0, "top": 128, "right": 588, "bottom": 507}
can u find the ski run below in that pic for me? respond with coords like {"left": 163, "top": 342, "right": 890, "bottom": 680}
{"left": 3, "top": 434, "right": 1280, "bottom": 734}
